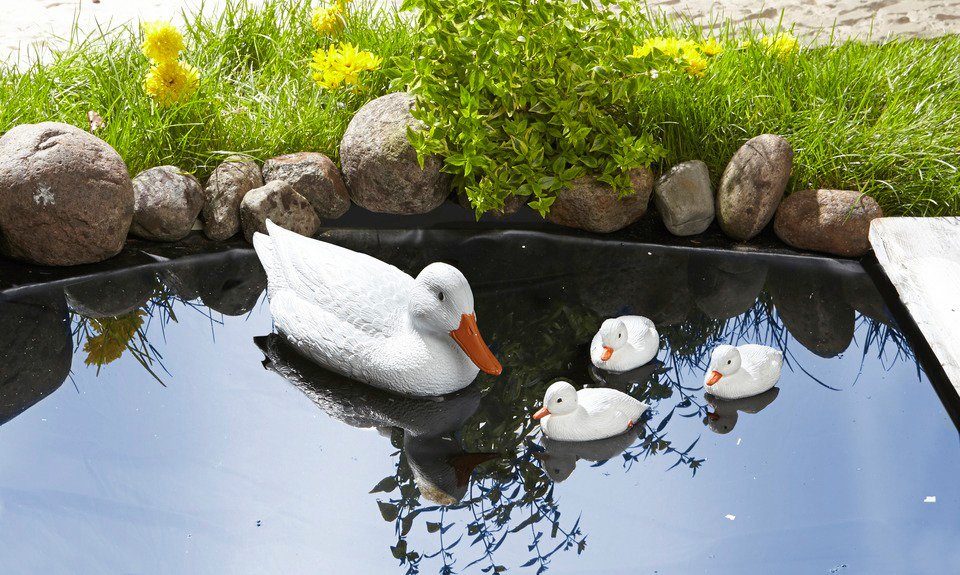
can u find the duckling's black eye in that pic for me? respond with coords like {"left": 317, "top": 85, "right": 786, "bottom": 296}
{"left": 618, "top": 333, "right": 622, "bottom": 339}
{"left": 556, "top": 398, "right": 563, "bottom": 403}
{"left": 437, "top": 291, "right": 444, "bottom": 301}
{"left": 727, "top": 360, "right": 732, "bottom": 365}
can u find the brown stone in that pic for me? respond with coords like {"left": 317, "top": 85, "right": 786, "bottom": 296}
{"left": 774, "top": 189, "right": 882, "bottom": 257}
{"left": 0, "top": 122, "right": 133, "bottom": 265}
{"left": 203, "top": 159, "right": 263, "bottom": 241}
{"left": 130, "top": 165, "right": 204, "bottom": 242}
{"left": 239, "top": 180, "right": 320, "bottom": 243}
{"left": 546, "top": 167, "right": 654, "bottom": 233}
{"left": 717, "top": 134, "right": 793, "bottom": 241}
{"left": 262, "top": 152, "right": 350, "bottom": 218}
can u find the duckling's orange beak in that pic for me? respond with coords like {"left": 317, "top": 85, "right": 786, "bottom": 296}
{"left": 450, "top": 313, "right": 502, "bottom": 376}
{"left": 706, "top": 370, "right": 722, "bottom": 386}
{"left": 601, "top": 346, "right": 614, "bottom": 361}
{"left": 533, "top": 407, "right": 550, "bottom": 420}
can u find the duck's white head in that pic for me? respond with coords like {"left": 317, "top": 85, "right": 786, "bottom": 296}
{"left": 596, "top": 318, "right": 628, "bottom": 362}
{"left": 705, "top": 345, "right": 741, "bottom": 387}
{"left": 533, "top": 380, "right": 579, "bottom": 420}
{"left": 409, "top": 263, "right": 502, "bottom": 376}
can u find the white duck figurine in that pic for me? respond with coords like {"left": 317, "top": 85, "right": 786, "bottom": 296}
{"left": 590, "top": 316, "right": 659, "bottom": 372}
{"left": 253, "top": 220, "right": 502, "bottom": 397}
{"left": 533, "top": 380, "right": 648, "bottom": 442}
{"left": 704, "top": 344, "right": 783, "bottom": 400}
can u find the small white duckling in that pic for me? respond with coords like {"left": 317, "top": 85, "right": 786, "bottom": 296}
{"left": 704, "top": 344, "right": 783, "bottom": 400}
{"left": 533, "top": 380, "right": 648, "bottom": 442}
{"left": 590, "top": 316, "right": 659, "bottom": 373}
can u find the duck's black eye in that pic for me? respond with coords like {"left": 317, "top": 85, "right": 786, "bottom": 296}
{"left": 556, "top": 398, "right": 563, "bottom": 403}
{"left": 437, "top": 291, "right": 444, "bottom": 301}
{"left": 727, "top": 360, "right": 732, "bottom": 365}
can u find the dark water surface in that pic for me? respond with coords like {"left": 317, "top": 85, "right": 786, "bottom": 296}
{"left": 0, "top": 230, "right": 957, "bottom": 574}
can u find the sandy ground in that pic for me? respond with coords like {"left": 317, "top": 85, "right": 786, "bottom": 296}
{"left": 2, "top": 0, "right": 960, "bottom": 67}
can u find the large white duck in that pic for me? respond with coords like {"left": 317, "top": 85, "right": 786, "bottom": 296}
{"left": 533, "top": 380, "right": 648, "bottom": 442}
{"left": 253, "top": 220, "right": 502, "bottom": 397}
{"left": 704, "top": 344, "right": 783, "bottom": 400}
{"left": 590, "top": 316, "right": 659, "bottom": 373}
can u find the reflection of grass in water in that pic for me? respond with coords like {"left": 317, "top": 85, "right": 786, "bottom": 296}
{"left": 368, "top": 289, "right": 921, "bottom": 573}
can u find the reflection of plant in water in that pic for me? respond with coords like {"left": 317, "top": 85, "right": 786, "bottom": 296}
{"left": 74, "top": 310, "right": 168, "bottom": 384}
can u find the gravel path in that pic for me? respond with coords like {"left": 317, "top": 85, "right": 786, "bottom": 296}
{"left": 2, "top": 0, "right": 960, "bottom": 67}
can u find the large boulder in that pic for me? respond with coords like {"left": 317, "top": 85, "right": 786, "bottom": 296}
{"left": 239, "top": 180, "right": 320, "bottom": 243}
{"left": 546, "top": 167, "right": 654, "bottom": 233}
{"left": 0, "top": 122, "right": 133, "bottom": 265}
{"left": 653, "top": 160, "right": 714, "bottom": 236}
{"left": 774, "top": 189, "right": 882, "bottom": 257}
{"left": 716, "top": 134, "right": 793, "bottom": 241}
{"left": 202, "top": 158, "right": 263, "bottom": 241}
{"left": 0, "top": 292, "right": 72, "bottom": 426}
{"left": 262, "top": 152, "right": 350, "bottom": 219}
{"left": 339, "top": 92, "right": 450, "bottom": 214}
{"left": 130, "top": 166, "right": 204, "bottom": 242}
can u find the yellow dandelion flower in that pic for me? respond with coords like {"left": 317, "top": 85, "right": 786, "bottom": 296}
{"left": 700, "top": 37, "right": 724, "bottom": 57}
{"left": 141, "top": 21, "right": 185, "bottom": 62}
{"left": 83, "top": 312, "right": 145, "bottom": 367}
{"left": 311, "top": 4, "right": 345, "bottom": 35}
{"left": 143, "top": 59, "right": 200, "bottom": 106}
{"left": 630, "top": 42, "right": 653, "bottom": 59}
{"left": 761, "top": 33, "right": 799, "bottom": 57}
{"left": 310, "top": 42, "right": 382, "bottom": 89}
{"left": 685, "top": 54, "right": 709, "bottom": 77}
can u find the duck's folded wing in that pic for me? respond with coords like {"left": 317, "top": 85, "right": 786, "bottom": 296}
{"left": 255, "top": 220, "right": 413, "bottom": 337}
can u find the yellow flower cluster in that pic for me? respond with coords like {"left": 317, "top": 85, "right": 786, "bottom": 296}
{"left": 140, "top": 21, "right": 199, "bottom": 107}
{"left": 310, "top": 42, "right": 382, "bottom": 89}
{"left": 311, "top": 2, "right": 347, "bottom": 36}
{"left": 631, "top": 36, "right": 723, "bottom": 77}
{"left": 83, "top": 311, "right": 145, "bottom": 368}
{"left": 742, "top": 33, "right": 800, "bottom": 58}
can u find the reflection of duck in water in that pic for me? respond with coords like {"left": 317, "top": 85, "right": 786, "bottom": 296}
{"left": 256, "top": 334, "right": 496, "bottom": 505}
{"left": 589, "top": 361, "right": 663, "bottom": 392}
{"left": 537, "top": 429, "right": 640, "bottom": 482}
{"left": 253, "top": 221, "right": 501, "bottom": 397}
{"left": 703, "top": 388, "right": 780, "bottom": 434}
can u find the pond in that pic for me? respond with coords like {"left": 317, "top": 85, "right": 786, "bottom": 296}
{"left": 0, "top": 229, "right": 957, "bottom": 574}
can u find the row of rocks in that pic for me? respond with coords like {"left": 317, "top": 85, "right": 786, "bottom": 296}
{"left": 0, "top": 96, "right": 883, "bottom": 267}
{"left": 651, "top": 134, "right": 883, "bottom": 257}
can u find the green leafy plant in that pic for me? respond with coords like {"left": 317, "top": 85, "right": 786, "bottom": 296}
{"left": 399, "top": 0, "right": 702, "bottom": 217}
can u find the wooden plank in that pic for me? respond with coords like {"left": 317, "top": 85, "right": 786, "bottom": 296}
{"left": 870, "top": 217, "right": 960, "bottom": 399}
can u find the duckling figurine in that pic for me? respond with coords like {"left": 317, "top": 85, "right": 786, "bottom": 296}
{"left": 590, "top": 316, "right": 659, "bottom": 373}
{"left": 533, "top": 380, "right": 648, "bottom": 442}
{"left": 704, "top": 344, "right": 783, "bottom": 400}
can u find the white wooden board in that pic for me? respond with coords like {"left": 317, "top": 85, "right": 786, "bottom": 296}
{"left": 870, "top": 217, "right": 960, "bottom": 396}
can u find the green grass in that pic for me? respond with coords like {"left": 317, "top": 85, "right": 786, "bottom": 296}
{"left": 1, "top": 0, "right": 958, "bottom": 217}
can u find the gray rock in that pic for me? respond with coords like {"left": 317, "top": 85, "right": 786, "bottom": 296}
{"left": 263, "top": 152, "right": 350, "bottom": 219}
{"left": 239, "top": 180, "right": 320, "bottom": 243}
{"left": 717, "top": 134, "right": 793, "bottom": 241}
{"left": 654, "top": 160, "right": 714, "bottom": 236}
{"left": 546, "top": 167, "right": 654, "bottom": 233}
{"left": 339, "top": 92, "right": 450, "bottom": 214}
{"left": 0, "top": 292, "right": 72, "bottom": 426}
{"left": 774, "top": 189, "right": 882, "bottom": 257}
{"left": 64, "top": 269, "right": 156, "bottom": 318}
{"left": 0, "top": 122, "right": 133, "bottom": 265}
{"left": 203, "top": 159, "right": 263, "bottom": 241}
{"left": 130, "top": 166, "right": 204, "bottom": 241}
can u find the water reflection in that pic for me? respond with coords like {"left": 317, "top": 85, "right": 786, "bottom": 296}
{"left": 256, "top": 333, "right": 495, "bottom": 505}
{"left": 0, "top": 230, "right": 949, "bottom": 574}
{"left": 703, "top": 388, "right": 780, "bottom": 435}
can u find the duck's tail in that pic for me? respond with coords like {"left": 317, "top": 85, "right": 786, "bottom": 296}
{"left": 252, "top": 220, "right": 289, "bottom": 295}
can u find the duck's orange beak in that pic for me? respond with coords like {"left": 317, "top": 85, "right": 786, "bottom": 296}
{"left": 533, "top": 407, "right": 550, "bottom": 420}
{"left": 450, "top": 313, "right": 502, "bottom": 376}
{"left": 706, "top": 370, "right": 722, "bottom": 386}
{"left": 600, "top": 346, "right": 614, "bottom": 361}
